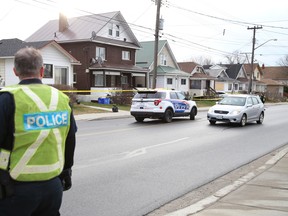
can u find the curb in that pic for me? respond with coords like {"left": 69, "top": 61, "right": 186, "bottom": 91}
{"left": 165, "top": 145, "right": 288, "bottom": 216}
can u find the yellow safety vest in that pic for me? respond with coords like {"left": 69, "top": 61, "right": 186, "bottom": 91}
{"left": 0, "top": 84, "right": 71, "bottom": 181}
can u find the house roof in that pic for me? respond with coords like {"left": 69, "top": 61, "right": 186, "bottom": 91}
{"left": 136, "top": 40, "right": 179, "bottom": 69}
{"left": 25, "top": 11, "right": 141, "bottom": 49}
{"left": 205, "top": 68, "right": 226, "bottom": 77}
{"left": 261, "top": 78, "right": 284, "bottom": 86}
{"left": 219, "top": 64, "right": 243, "bottom": 79}
{"left": 155, "top": 66, "right": 190, "bottom": 76}
{"left": 0, "top": 38, "right": 80, "bottom": 64}
{"left": 243, "top": 63, "right": 262, "bottom": 76}
{"left": 178, "top": 62, "right": 199, "bottom": 73}
{"left": 0, "top": 38, "right": 49, "bottom": 57}
{"left": 262, "top": 66, "right": 288, "bottom": 80}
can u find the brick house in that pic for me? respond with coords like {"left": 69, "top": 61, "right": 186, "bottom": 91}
{"left": 26, "top": 11, "right": 148, "bottom": 99}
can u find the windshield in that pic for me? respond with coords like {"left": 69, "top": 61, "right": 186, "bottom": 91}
{"left": 134, "top": 92, "right": 166, "bottom": 99}
{"left": 218, "top": 96, "right": 246, "bottom": 106}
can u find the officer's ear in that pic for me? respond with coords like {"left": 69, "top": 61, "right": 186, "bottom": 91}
{"left": 13, "top": 68, "right": 20, "bottom": 77}
{"left": 39, "top": 66, "right": 44, "bottom": 79}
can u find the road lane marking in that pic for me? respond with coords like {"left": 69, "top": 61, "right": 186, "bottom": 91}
{"left": 123, "top": 137, "right": 190, "bottom": 159}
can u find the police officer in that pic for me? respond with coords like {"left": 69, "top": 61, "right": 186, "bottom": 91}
{"left": 0, "top": 47, "right": 77, "bottom": 216}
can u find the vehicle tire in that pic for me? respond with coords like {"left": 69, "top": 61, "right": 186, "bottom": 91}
{"left": 163, "top": 109, "right": 173, "bottom": 123}
{"left": 209, "top": 120, "right": 216, "bottom": 125}
{"left": 135, "top": 117, "right": 144, "bottom": 122}
{"left": 257, "top": 112, "right": 264, "bottom": 124}
{"left": 190, "top": 107, "right": 196, "bottom": 120}
{"left": 239, "top": 114, "right": 247, "bottom": 127}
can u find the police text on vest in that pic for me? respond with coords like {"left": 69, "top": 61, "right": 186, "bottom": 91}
{"left": 24, "top": 111, "right": 69, "bottom": 131}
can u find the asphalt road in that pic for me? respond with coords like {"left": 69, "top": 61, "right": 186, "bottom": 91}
{"left": 61, "top": 104, "right": 288, "bottom": 216}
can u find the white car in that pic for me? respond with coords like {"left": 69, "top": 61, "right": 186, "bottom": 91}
{"left": 207, "top": 94, "right": 265, "bottom": 127}
{"left": 130, "top": 90, "right": 197, "bottom": 123}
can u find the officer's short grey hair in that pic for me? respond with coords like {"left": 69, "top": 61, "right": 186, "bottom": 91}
{"left": 14, "top": 47, "right": 43, "bottom": 77}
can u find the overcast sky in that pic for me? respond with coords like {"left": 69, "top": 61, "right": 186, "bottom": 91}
{"left": 1, "top": 0, "right": 287, "bottom": 66}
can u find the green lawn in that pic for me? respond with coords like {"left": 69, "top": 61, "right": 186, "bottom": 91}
{"left": 73, "top": 100, "right": 218, "bottom": 115}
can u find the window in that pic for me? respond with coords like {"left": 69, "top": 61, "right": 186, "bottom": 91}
{"left": 228, "top": 83, "right": 233, "bottom": 91}
{"left": 96, "top": 47, "right": 106, "bottom": 60}
{"left": 121, "top": 76, "right": 128, "bottom": 84}
{"left": 73, "top": 73, "right": 77, "bottom": 84}
{"left": 44, "top": 64, "right": 53, "bottom": 78}
{"left": 108, "top": 23, "right": 113, "bottom": 36}
{"left": 122, "top": 51, "right": 130, "bottom": 60}
{"left": 170, "top": 92, "right": 178, "bottom": 99}
{"left": 167, "top": 78, "right": 173, "bottom": 85}
{"left": 94, "top": 73, "right": 104, "bottom": 86}
{"left": 54, "top": 67, "right": 68, "bottom": 85}
{"left": 191, "top": 80, "right": 201, "bottom": 89}
{"left": 160, "top": 54, "right": 167, "bottom": 66}
{"left": 181, "top": 79, "right": 186, "bottom": 85}
{"left": 247, "top": 97, "right": 253, "bottom": 106}
{"left": 252, "top": 97, "right": 259, "bottom": 105}
{"left": 116, "top": 25, "right": 120, "bottom": 37}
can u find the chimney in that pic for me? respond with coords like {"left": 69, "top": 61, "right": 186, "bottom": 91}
{"left": 59, "top": 13, "right": 68, "bottom": 32}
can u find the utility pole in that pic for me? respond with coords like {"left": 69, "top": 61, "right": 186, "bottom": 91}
{"left": 247, "top": 25, "right": 262, "bottom": 94}
{"left": 152, "top": 0, "right": 161, "bottom": 89}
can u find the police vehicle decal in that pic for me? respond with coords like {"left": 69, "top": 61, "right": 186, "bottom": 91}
{"left": 169, "top": 100, "right": 189, "bottom": 113}
{"left": 24, "top": 111, "right": 69, "bottom": 131}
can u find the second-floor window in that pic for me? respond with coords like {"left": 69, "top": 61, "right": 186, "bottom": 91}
{"left": 96, "top": 47, "right": 106, "bottom": 60}
{"left": 160, "top": 54, "right": 167, "bottom": 66}
{"left": 122, "top": 51, "right": 130, "bottom": 60}
{"left": 116, "top": 25, "right": 120, "bottom": 37}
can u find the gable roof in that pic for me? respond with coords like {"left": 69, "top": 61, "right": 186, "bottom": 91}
{"left": 136, "top": 40, "right": 179, "bottom": 69}
{"left": 243, "top": 63, "right": 262, "bottom": 76}
{"left": 0, "top": 38, "right": 80, "bottom": 64}
{"left": 26, "top": 11, "right": 141, "bottom": 49}
{"left": 220, "top": 64, "right": 244, "bottom": 79}
{"left": 178, "top": 62, "right": 199, "bottom": 73}
{"left": 262, "top": 66, "right": 288, "bottom": 80}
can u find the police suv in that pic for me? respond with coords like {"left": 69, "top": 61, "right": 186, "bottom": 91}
{"left": 130, "top": 89, "right": 197, "bottom": 123}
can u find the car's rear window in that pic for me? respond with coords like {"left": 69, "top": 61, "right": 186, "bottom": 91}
{"left": 134, "top": 92, "right": 166, "bottom": 99}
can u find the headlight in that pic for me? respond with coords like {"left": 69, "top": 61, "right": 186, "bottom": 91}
{"left": 208, "top": 107, "right": 213, "bottom": 113}
{"left": 230, "top": 110, "right": 241, "bottom": 115}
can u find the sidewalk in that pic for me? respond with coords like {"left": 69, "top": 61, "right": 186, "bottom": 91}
{"left": 166, "top": 146, "right": 288, "bottom": 216}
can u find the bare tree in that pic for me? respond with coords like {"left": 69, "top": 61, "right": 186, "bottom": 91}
{"left": 225, "top": 50, "right": 247, "bottom": 64}
{"left": 187, "top": 56, "right": 214, "bottom": 65}
{"left": 277, "top": 55, "right": 288, "bottom": 67}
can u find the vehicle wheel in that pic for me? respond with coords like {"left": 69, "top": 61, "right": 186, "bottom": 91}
{"left": 163, "top": 109, "right": 173, "bottom": 123}
{"left": 257, "top": 112, "right": 264, "bottom": 124}
{"left": 209, "top": 120, "right": 216, "bottom": 125}
{"left": 190, "top": 107, "right": 196, "bottom": 120}
{"left": 239, "top": 114, "right": 247, "bottom": 127}
{"left": 135, "top": 117, "right": 144, "bottom": 122}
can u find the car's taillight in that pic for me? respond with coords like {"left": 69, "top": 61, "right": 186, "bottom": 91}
{"left": 154, "top": 99, "right": 161, "bottom": 106}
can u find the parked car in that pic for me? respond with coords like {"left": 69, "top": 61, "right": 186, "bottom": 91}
{"left": 130, "top": 89, "right": 197, "bottom": 123}
{"left": 216, "top": 91, "right": 228, "bottom": 98}
{"left": 207, "top": 94, "right": 265, "bottom": 127}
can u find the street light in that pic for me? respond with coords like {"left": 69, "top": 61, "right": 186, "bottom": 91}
{"left": 248, "top": 38, "right": 277, "bottom": 94}
{"left": 254, "top": 39, "right": 277, "bottom": 50}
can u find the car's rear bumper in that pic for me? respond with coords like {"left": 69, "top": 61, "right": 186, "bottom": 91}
{"left": 130, "top": 111, "right": 164, "bottom": 119}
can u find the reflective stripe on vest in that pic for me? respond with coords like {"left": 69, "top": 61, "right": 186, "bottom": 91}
{"left": 4, "top": 85, "right": 70, "bottom": 181}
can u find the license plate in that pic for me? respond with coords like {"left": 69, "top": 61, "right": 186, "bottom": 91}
{"left": 216, "top": 115, "right": 223, "bottom": 119}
